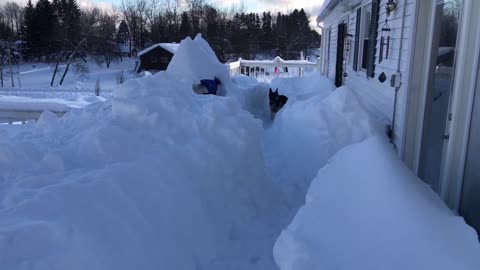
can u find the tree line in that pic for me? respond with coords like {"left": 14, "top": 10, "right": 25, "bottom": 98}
{"left": 0, "top": 0, "right": 320, "bottom": 65}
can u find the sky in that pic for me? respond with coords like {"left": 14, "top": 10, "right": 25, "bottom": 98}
{"left": 7, "top": 0, "right": 325, "bottom": 29}
{"left": 7, "top": 0, "right": 325, "bottom": 16}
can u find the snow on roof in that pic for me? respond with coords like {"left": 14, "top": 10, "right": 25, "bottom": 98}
{"left": 317, "top": 0, "right": 363, "bottom": 22}
{"left": 138, "top": 43, "right": 180, "bottom": 57}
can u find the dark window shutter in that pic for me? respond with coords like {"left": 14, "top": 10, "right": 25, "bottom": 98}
{"left": 353, "top": 8, "right": 362, "bottom": 71}
{"left": 367, "top": 0, "right": 381, "bottom": 78}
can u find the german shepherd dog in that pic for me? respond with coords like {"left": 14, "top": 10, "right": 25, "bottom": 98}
{"left": 269, "top": 88, "right": 288, "bottom": 119}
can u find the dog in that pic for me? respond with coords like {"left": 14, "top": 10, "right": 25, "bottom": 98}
{"left": 269, "top": 88, "right": 288, "bottom": 119}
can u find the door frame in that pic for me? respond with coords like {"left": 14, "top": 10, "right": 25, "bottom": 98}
{"left": 403, "top": 0, "right": 480, "bottom": 211}
{"left": 402, "top": 0, "right": 438, "bottom": 174}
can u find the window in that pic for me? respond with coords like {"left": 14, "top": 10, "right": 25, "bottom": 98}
{"left": 360, "top": 7, "right": 372, "bottom": 70}
{"left": 151, "top": 57, "right": 158, "bottom": 63}
{"left": 161, "top": 57, "right": 168, "bottom": 63}
{"left": 352, "top": 0, "right": 380, "bottom": 77}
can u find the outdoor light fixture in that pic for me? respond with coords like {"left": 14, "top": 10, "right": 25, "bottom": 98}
{"left": 386, "top": 0, "right": 398, "bottom": 16}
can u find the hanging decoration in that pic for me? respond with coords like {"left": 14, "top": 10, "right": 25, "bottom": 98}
{"left": 379, "top": 19, "right": 391, "bottom": 63}
{"left": 378, "top": 72, "right": 387, "bottom": 83}
{"left": 379, "top": 0, "right": 397, "bottom": 63}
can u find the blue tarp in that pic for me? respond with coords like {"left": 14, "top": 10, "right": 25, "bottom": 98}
{"left": 200, "top": 78, "right": 221, "bottom": 95}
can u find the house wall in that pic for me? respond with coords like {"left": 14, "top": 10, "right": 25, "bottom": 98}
{"left": 320, "top": 0, "right": 416, "bottom": 153}
{"left": 138, "top": 48, "right": 174, "bottom": 72}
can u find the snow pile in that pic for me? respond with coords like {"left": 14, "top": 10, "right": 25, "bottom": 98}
{"left": 274, "top": 136, "right": 480, "bottom": 270}
{"left": 0, "top": 38, "right": 288, "bottom": 270}
{"left": 167, "top": 34, "right": 231, "bottom": 92}
{"left": 167, "top": 34, "right": 269, "bottom": 119}
{"left": 264, "top": 85, "right": 382, "bottom": 207}
{"left": 270, "top": 74, "right": 335, "bottom": 105}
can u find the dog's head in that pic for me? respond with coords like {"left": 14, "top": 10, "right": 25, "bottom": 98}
{"left": 269, "top": 88, "right": 288, "bottom": 113}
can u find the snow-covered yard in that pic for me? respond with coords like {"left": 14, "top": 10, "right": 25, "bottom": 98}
{"left": 0, "top": 58, "right": 137, "bottom": 108}
{"left": 0, "top": 35, "right": 479, "bottom": 270}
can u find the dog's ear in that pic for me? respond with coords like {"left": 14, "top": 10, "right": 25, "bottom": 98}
{"left": 275, "top": 89, "right": 279, "bottom": 94}
{"left": 269, "top": 88, "right": 273, "bottom": 94}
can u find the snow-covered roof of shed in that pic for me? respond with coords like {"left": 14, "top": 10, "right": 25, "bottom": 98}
{"left": 317, "top": 0, "right": 363, "bottom": 23}
{"left": 138, "top": 43, "right": 180, "bottom": 57}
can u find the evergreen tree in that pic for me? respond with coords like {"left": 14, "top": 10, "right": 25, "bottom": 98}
{"left": 117, "top": 20, "right": 130, "bottom": 45}
{"left": 179, "top": 12, "right": 192, "bottom": 40}
{"left": 64, "top": 0, "right": 81, "bottom": 43}
{"left": 21, "top": 0, "right": 35, "bottom": 58}
{"left": 32, "top": 0, "right": 57, "bottom": 58}
{"left": 261, "top": 12, "right": 273, "bottom": 51}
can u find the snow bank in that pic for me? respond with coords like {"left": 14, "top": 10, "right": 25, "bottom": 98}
{"left": 264, "top": 85, "right": 381, "bottom": 208}
{"left": 274, "top": 136, "right": 480, "bottom": 270}
{"left": 167, "top": 34, "right": 268, "bottom": 118}
{"left": 167, "top": 34, "right": 231, "bottom": 93}
{"left": 0, "top": 96, "right": 71, "bottom": 112}
{"left": 0, "top": 38, "right": 288, "bottom": 270}
{"left": 0, "top": 94, "right": 105, "bottom": 111}
{"left": 270, "top": 74, "right": 335, "bottom": 105}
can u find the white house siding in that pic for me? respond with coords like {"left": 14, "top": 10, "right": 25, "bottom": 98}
{"left": 319, "top": 0, "right": 416, "bottom": 151}
{"left": 327, "top": 27, "right": 338, "bottom": 81}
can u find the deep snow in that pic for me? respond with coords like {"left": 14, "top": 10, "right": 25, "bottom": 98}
{"left": 0, "top": 34, "right": 479, "bottom": 270}
{"left": 0, "top": 36, "right": 290, "bottom": 270}
{"left": 274, "top": 136, "right": 480, "bottom": 270}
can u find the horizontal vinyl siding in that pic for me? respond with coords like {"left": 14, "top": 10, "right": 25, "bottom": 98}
{"left": 320, "top": 0, "right": 416, "bottom": 150}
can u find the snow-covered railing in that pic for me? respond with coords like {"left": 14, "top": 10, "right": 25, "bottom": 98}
{"left": 0, "top": 108, "right": 68, "bottom": 124}
{"left": 228, "top": 56, "right": 320, "bottom": 80}
{"left": 227, "top": 60, "right": 241, "bottom": 77}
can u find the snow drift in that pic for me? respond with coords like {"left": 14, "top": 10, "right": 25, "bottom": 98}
{"left": 274, "top": 136, "right": 480, "bottom": 270}
{"left": 264, "top": 84, "right": 382, "bottom": 208}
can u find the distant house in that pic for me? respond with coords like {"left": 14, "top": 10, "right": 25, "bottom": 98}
{"left": 131, "top": 47, "right": 138, "bottom": 57}
{"left": 136, "top": 43, "right": 180, "bottom": 73}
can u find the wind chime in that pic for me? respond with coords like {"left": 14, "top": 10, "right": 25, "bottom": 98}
{"left": 379, "top": 0, "right": 397, "bottom": 63}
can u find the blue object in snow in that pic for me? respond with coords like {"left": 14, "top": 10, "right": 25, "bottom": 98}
{"left": 200, "top": 78, "right": 221, "bottom": 95}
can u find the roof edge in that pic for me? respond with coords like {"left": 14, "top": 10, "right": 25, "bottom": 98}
{"left": 317, "top": 0, "right": 342, "bottom": 22}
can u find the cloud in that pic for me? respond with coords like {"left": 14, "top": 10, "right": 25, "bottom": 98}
{"left": 6, "top": 0, "right": 114, "bottom": 11}
{"left": 6, "top": 0, "right": 324, "bottom": 30}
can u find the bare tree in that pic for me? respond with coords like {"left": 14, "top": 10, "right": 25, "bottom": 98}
{"left": 2, "top": 2, "right": 22, "bottom": 38}
{"left": 95, "top": 11, "right": 118, "bottom": 68}
{"left": 59, "top": 37, "right": 87, "bottom": 85}
{"left": 121, "top": 0, "right": 149, "bottom": 49}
